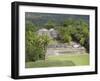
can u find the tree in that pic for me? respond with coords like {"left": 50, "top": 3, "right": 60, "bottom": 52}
{"left": 44, "top": 20, "right": 56, "bottom": 29}
{"left": 57, "top": 27, "right": 72, "bottom": 43}
{"left": 37, "top": 35, "right": 51, "bottom": 60}
{"left": 25, "top": 22, "right": 50, "bottom": 62}
{"left": 57, "top": 19, "right": 89, "bottom": 52}
{"left": 71, "top": 19, "right": 89, "bottom": 52}
{"left": 63, "top": 34, "right": 72, "bottom": 43}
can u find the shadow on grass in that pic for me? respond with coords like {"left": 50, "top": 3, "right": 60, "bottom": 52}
{"left": 25, "top": 60, "right": 75, "bottom": 68}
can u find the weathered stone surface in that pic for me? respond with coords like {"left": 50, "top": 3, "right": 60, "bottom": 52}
{"left": 46, "top": 42, "right": 86, "bottom": 56}
{"left": 37, "top": 28, "right": 58, "bottom": 39}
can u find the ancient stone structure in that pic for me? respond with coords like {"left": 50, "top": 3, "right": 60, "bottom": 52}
{"left": 37, "top": 28, "right": 86, "bottom": 56}
{"left": 37, "top": 28, "right": 58, "bottom": 39}
{"left": 46, "top": 42, "right": 86, "bottom": 56}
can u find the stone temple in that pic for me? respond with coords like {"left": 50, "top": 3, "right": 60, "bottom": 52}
{"left": 37, "top": 28, "right": 58, "bottom": 39}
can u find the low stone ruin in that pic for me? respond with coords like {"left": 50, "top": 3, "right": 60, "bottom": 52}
{"left": 46, "top": 42, "right": 86, "bottom": 56}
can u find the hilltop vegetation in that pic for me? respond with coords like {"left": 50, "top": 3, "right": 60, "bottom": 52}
{"left": 25, "top": 12, "right": 89, "bottom": 27}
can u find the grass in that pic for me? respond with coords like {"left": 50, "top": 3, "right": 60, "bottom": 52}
{"left": 25, "top": 53, "right": 89, "bottom": 68}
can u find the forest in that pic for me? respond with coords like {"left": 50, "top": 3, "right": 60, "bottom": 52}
{"left": 25, "top": 15, "right": 89, "bottom": 63}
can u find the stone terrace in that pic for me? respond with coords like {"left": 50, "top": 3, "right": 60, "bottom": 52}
{"left": 46, "top": 42, "right": 86, "bottom": 56}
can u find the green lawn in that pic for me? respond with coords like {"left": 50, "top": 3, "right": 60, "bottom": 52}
{"left": 25, "top": 53, "right": 89, "bottom": 68}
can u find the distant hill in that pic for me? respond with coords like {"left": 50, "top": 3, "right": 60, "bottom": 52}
{"left": 25, "top": 12, "right": 89, "bottom": 27}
